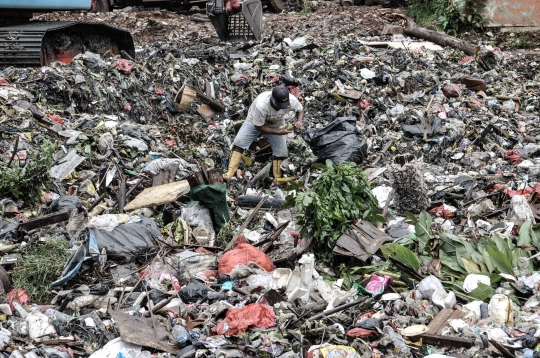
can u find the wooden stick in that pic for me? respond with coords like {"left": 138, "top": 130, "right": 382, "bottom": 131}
{"left": 378, "top": 189, "right": 395, "bottom": 229}
{"left": 307, "top": 296, "right": 370, "bottom": 321}
{"left": 7, "top": 134, "right": 19, "bottom": 167}
{"left": 224, "top": 195, "right": 269, "bottom": 251}
{"left": 372, "top": 139, "right": 394, "bottom": 165}
{"left": 423, "top": 94, "right": 434, "bottom": 141}
{"left": 118, "top": 177, "right": 127, "bottom": 214}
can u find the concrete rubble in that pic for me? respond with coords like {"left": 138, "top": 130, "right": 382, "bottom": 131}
{"left": 1, "top": 2, "right": 540, "bottom": 358}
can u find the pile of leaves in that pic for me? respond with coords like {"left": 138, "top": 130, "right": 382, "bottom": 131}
{"left": 378, "top": 211, "right": 540, "bottom": 303}
{"left": 12, "top": 238, "right": 70, "bottom": 303}
{"left": 0, "top": 140, "right": 56, "bottom": 204}
{"left": 285, "top": 160, "right": 381, "bottom": 261}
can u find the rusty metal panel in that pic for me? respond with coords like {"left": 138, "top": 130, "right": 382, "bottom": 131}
{"left": 484, "top": 0, "right": 540, "bottom": 27}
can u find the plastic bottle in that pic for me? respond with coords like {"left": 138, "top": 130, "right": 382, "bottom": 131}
{"left": 45, "top": 309, "right": 72, "bottom": 323}
{"left": 172, "top": 324, "right": 189, "bottom": 345}
{"left": 383, "top": 326, "right": 410, "bottom": 356}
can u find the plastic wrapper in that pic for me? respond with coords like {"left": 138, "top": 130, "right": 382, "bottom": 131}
{"left": 168, "top": 251, "right": 218, "bottom": 280}
{"left": 212, "top": 303, "right": 275, "bottom": 336}
{"left": 218, "top": 236, "right": 275, "bottom": 274}
{"left": 143, "top": 158, "right": 198, "bottom": 180}
{"left": 87, "top": 214, "right": 140, "bottom": 232}
{"left": 364, "top": 274, "right": 393, "bottom": 296}
{"left": 307, "top": 345, "right": 360, "bottom": 358}
{"left": 303, "top": 117, "right": 368, "bottom": 164}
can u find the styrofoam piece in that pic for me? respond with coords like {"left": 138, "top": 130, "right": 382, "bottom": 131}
{"left": 270, "top": 268, "right": 293, "bottom": 290}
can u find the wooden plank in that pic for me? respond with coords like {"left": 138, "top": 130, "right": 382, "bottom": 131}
{"left": 124, "top": 180, "right": 190, "bottom": 211}
{"left": 152, "top": 163, "right": 179, "bottom": 187}
{"left": 208, "top": 169, "right": 224, "bottom": 185}
{"left": 426, "top": 308, "right": 454, "bottom": 334}
{"left": 419, "top": 333, "right": 473, "bottom": 348}
{"left": 333, "top": 220, "right": 392, "bottom": 260}
{"left": 18, "top": 210, "right": 71, "bottom": 231}
{"left": 109, "top": 310, "right": 179, "bottom": 354}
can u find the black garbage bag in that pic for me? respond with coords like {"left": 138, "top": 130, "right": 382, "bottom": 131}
{"left": 356, "top": 318, "right": 383, "bottom": 331}
{"left": 88, "top": 217, "right": 160, "bottom": 260}
{"left": 51, "top": 195, "right": 83, "bottom": 212}
{"left": 179, "top": 283, "right": 208, "bottom": 303}
{"left": 148, "top": 289, "right": 170, "bottom": 305}
{"left": 511, "top": 334, "right": 537, "bottom": 349}
{"left": 303, "top": 117, "right": 368, "bottom": 164}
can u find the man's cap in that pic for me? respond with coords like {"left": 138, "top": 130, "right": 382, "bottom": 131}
{"left": 271, "top": 85, "right": 290, "bottom": 110}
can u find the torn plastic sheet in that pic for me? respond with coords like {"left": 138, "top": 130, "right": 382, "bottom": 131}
{"left": 143, "top": 158, "right": 199, "bottom": 180}
{"left": 50, "top": 244, "right": 86, "bottom": 288}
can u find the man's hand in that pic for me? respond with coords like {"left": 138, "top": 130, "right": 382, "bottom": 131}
{"left": 276, "top": 128, "right": 292, "bottom": 135}
{"left": 294, "top": 121, "right": 303, "bottom": 130}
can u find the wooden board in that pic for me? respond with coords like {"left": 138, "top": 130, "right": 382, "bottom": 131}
{"left": 419, "top": 333, "right": 473, "bottom": 348}
{"left": 109, "top": 310, "right": 179, "bottom": 354}
{"left": 19, "top": 210, "right": 71, "bottom": 231}
{"left": 426, "top": 308, "right": 455, "bottom": 335}
{"left": 333, "top": 220, "right": 392, "bottom": 261}
{"left": 415, "top": 309, "right": 473, "bottom": 349}
{"left": 124, "top": 180, "right": 190, "bottom": 211}
{"left": 152, "top": 163, "right": 179, "bottom": 187}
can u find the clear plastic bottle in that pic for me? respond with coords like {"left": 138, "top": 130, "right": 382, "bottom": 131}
{"left": 45, "top": 309, "right": 72, "bottom": 323}
{"left": 172, "top": 324, "right": 189, "bottom": 345}
{"left": 382, "top": 326, "right": 410, "bottom": 356}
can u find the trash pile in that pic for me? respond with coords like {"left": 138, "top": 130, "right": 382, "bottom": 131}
{"left": 1, "top": 2, "right": 540, "bottom": 358}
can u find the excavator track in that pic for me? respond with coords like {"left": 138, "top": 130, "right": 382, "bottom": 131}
{"left": 0, "top": 21, "right": 135, "bottom": 67}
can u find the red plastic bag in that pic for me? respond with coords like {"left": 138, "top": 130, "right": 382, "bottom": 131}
{"left": 47, "top": 114, "right": 64, "bottom": 125}
{"left": 364, "top": 275, "right": 393, "bottom": 296}
{"left": 116, "top": 59, "right": 135, "bottom": 74}
{"left": 0, "top": 77, "right": 11, "bottom": 88}
{"left": 429, "top": 204, "right": 454, "bottom": 219}
{"left": 218, "top": 236, "right": 275, "bottom": 274}
{"left": 212, "top": 303, "right": 275, "bottom": 336}
{"left": 493, "top": 184, "right": 534, "bottom": 198}
{"left": 505, "top": 150, "right": 522, "bottom": 165}
{"left": 346, "top": 327, "right": 379, "bottom": 338}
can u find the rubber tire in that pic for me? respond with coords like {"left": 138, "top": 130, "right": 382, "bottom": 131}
{"left": 268, "top": 0, "right": 285, "bottom": 12}
{"left": 92, "top": 0, "right": 110, "bottom": 13}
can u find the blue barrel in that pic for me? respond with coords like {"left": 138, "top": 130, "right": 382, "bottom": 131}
{"left": 0, "top": 0, "right": 92, "bottom": 10}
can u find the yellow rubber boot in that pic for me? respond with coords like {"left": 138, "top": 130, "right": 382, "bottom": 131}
{"left": 223, "top": 151, "right": 243, "bottom": 181}
{"left": 273, "top": 159, "right": 283, "bottom": 180}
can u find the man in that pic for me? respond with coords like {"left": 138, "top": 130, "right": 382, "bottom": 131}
{"left": 223, "top": 85, "right": 304, "bottom": 181}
